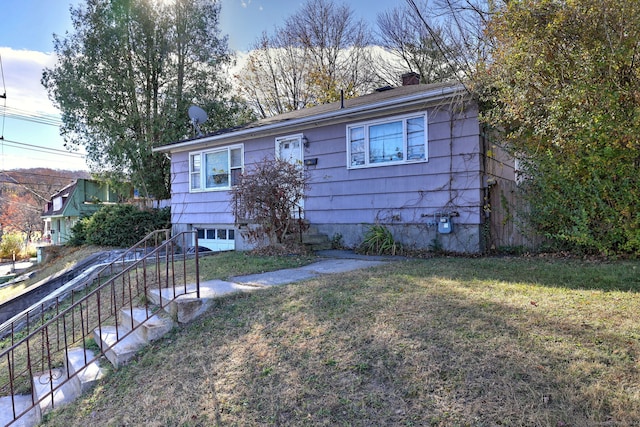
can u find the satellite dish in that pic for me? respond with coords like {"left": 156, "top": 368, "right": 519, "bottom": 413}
{"left": 188, "top": 105, "right": 208, "bottom": 137}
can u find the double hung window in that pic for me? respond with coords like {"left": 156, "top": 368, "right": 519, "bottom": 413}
{"left": 347, "top": 113, "right": 427, "bottom": 168}
{"left": 190, "top": 145, "right": 243, "bottom": 191}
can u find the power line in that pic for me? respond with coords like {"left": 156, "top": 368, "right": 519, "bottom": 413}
{"left": 0, "top": 178, "right": 76, "bottom": 188}
{"left": 0, "top": 105, "right": 63, "bottom": 127}
{"left": 0, "top": 53, "right": 6, "bottom": 140}
{"left": 1, "top": 138, "right": 86, "bottom": 158}
{"left": 0, "top": 170, "right": 49, "bottom": 203}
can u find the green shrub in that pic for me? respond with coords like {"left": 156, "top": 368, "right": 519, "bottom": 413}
{"left": 68, "top": 205, "right": 171, "bottom": 247}
{"left": 68, "top": 217, "right": 90, "bottom": 246}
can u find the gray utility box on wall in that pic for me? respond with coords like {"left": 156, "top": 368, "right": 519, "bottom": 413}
{"left": 438, "top": 215, "right": 453, "bottom": 234}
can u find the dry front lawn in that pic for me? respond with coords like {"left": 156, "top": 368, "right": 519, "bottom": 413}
{"left": 42, "top": 256, "right": 640, "bottom": 426}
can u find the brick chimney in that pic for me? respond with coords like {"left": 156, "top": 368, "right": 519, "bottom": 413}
{"left": 401, "top": 72, "right": 421, "bottom": 86}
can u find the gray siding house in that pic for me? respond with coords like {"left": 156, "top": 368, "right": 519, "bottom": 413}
{"left": 154, "top": 79, "right": 516, "bottom": 253}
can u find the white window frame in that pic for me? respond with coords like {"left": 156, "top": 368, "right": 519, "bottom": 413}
{"left": 346, "top": 113, "right": 428, "bottom": 169}
{"left": 189, "top": 144, "right": 244, "bottom": 192}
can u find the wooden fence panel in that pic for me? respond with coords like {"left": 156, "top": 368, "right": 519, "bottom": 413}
{"left": 487, "top": 179, "right": 541, "bottom": 250}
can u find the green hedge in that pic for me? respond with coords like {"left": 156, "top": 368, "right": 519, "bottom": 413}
{"left": 68, "top": 205, "right": 171, "bottom": 247}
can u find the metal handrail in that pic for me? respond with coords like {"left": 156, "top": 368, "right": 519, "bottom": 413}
{"left": 0, "top": 230, "right": 200, "bottom": 426}
{"left": 0, "top": 229, "right": 171, "bottom": 340}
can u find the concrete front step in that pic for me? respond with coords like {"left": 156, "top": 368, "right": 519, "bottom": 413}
{"left": 93, "top": 325, "right": 147, "bottom": 368}
{"left": 119, "top": 307, "right": 174, "bottom": 343}
{"left": 32, "top": 367, "right": 80, "bottom": 414}
{"left": 302, "top": 232, "right": 332, "bottom": 251}
{"left": 0, "top": 395, "right": 41, "bottom": 427}
{"left": 148, "top": 280, "right": 258, "bottom": 323}
{"left": 65, "top": 348, "right": 106, "bottom": 393}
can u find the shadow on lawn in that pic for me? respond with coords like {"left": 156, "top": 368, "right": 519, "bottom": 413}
{"left": 39, "top": 257, "right": 640, "bottom": 426}
{"left": 291, "top": 265, "right": 639, "bottom": 425}
{"left": 408, "top": 256, "right": 640, "bottom": 292}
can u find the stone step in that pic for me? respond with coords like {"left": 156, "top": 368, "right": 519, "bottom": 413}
{"left": 65, "top": 348, "right": 106, "bottom": 393}
{"left": 147, "top": 284, "right": 193, "bottom": 309}
{"left": 302, "top": 233, "right": 332, "bottom": 251}
{"left": 148, "top": 280, "right": 257, "bottom": 323}
{"left": 309, "top": 242, "right": 333, "bottom": 251}
{"left": 93, "top": 325, "right": 147, "bottom": 368}
{"left": 0, "top": 395, "right": 41, "bottom": 427}
{"left": 147, "top": 285, "right": 202, "bottom": 324}
{"left": 305, "top": 225, "right": 319, "bottom": 235}
{"left": 301, "top": 233, "right": 330, "bottom": 245}
{"left": 32, "top": 367, "right": 80, "bottom": 414}
{"left": 119, "top": 307, "right": 174, "bottom": 343}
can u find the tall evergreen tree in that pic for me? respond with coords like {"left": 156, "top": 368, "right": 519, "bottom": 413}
{"left": 43, "top": 0, "right": 250, "bottom": 200}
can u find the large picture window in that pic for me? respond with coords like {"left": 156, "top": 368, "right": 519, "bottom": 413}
{"left": 347, "top": 114, "right": 427, "bottom": 168}
{"left": 189, "top": 145, "right": 243, "bottom": 191}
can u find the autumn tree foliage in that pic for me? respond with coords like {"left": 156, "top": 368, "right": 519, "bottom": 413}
{"left": 231, "top": 158, "right": 309, "bottom": 248}
{"left": 0, "top": 168, "right": 84, "bottom": 244}
{"left": 0, "top": 192, "right": 42, "bottom": 243}
{"left": 481, "top": 0, "right": 640, "bottom": 254}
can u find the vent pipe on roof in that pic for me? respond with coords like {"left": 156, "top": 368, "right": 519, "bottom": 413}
{"left": 340, "top": 89, "right": 344, "bottom": 109}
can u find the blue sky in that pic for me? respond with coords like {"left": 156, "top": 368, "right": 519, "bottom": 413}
{"left": 0, "top": 0, "right": 394, "bottom": 171}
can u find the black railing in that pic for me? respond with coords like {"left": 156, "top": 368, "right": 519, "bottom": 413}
{"left": 0, "top": 230, "right": 200, "bottom": 426}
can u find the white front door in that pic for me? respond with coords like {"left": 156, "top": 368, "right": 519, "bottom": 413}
{"left": 276, "top": 134, "right": 304, "bottom": 217}
{"left": 277, "top": 136, "right": 303, "bottom": 164}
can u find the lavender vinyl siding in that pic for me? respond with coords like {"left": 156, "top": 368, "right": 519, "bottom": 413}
{"left": 302, "top": 105, "right": 483, "bottom": 227}
{"left": 159, "top": 82, "right": 514, "bottom": 253}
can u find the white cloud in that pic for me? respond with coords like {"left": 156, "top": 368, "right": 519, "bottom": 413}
{"left": 0, "top": 47, "right": 59, "bottom": 116}
{"left": 0, "top": 47, "right": 88, "bottom": 171}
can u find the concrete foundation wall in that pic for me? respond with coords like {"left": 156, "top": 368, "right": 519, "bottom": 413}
{"left": 314, "top": 222, "right": 482, "bottom": 253}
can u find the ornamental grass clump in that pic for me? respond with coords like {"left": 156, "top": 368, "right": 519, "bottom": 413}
{"left": 359, "top": 224, "right": 400, "bottom": 255}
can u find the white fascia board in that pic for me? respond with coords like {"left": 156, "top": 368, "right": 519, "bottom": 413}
{"left": 154, "top": 84, "right": 467, "bottom": 154}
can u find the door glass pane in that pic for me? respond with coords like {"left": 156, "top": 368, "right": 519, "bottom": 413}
{"left": 279, "top": 138, "right": 301, "bottom": 162}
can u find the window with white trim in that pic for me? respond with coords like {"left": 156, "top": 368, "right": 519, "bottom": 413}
{"left": 197, "top": 228, "right": 235, "bottom": 241}
{"left": 189, "top": 145, "right": 243, "bottom": 191}
{"left": 347, "top": 113, "right": 427, "bottom": 168}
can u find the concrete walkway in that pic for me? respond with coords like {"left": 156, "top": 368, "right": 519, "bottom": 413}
{"left": 196, "top": 250, "right": 400, "bottom": 290}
